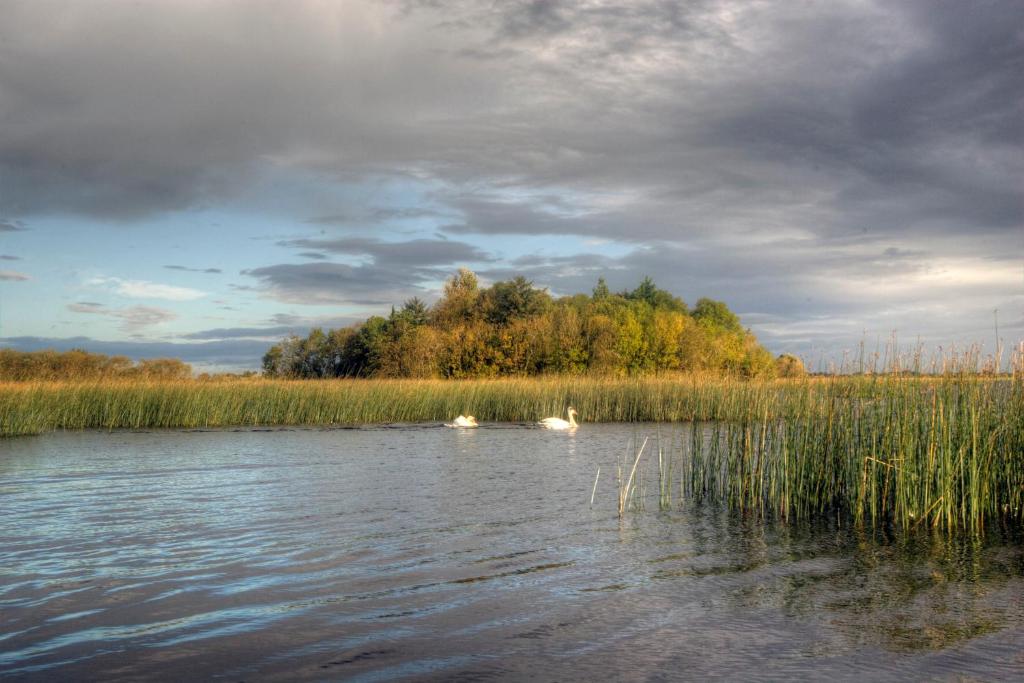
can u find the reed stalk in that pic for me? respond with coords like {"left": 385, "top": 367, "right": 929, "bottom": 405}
{"left": 616, "top": 372, "right": 1022, "bottom": 533}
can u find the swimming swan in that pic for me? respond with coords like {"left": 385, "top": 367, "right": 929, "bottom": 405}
{"left": 445, "top": 415, "right": 478, "bottom": 428}
{"left": 539, "top": 407, "right": 578, "bottom": 430}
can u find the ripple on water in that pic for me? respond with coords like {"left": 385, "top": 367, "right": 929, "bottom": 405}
{"left": 1, "top": 425, "right": 1023, "bottom": 681}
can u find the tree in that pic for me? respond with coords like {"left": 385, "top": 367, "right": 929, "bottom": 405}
{"left": 261, "top": 345, "right": 284, "bottom": 377}
{"left": 692, "top": 298, "right": 741, "bottom": 332}
{"left": 650, "top": 310, "right": 687, "bottom": 371}
{"left": 433, "top": 268, "right": 480, "bottom": 325}
{"left": 262, "top": 335, "right": 304, "bottom": 378}
{"left": 548, "top": 307, "right": 587, "bottom": 374}
{"left": 740, "top": 334, "right": 776, "bottom": 378}
{"left": 585, "top": 314, "right": 620, "bottom": 374}
{"left": 614, "top": 307, "right": 650, "bottom": 374}
{"left": 345, "top": 316, "right": 391, "bottom": 377}
{"left": 137, "top": 358, "right": 192, "bottom": 380}
{"left": 398, "top": 297, "right": 429, "bottom": 326}
{"left": 626, "top": 276, "right": 687, "bottom": 313}
{"left": 776, "top": 353, "right": 807, "bottom": 378}
{"left": 260, "top": 267, "right": 771, "bottom": 380}
{"left": 298, "top": 328, "right": 330, "bottom": 377}
{"left": 481, "top": 276, "right": 551, "bottom": 325}
{"left": 0, "top": 348, "right": 192, "bottom": 381}
{"left": 393, "top": 325, "right": 441, "bottom": 377}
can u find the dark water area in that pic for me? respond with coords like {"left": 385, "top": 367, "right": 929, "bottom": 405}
{"left": 2, "top": 424, "right": 1023, "bottom": 681}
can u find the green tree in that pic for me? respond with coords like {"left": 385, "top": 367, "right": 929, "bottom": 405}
{"left": 433, "top": 268, "right": 480, "bottom": 325}
{"left": 626, "top": 276, "right": 687, "bottom": 313}
{"left": 398, "top": 297, "right": 429, "bottom": 326}
{"left": 692, "top": 298, "right": 742, "bottom": 332}
{"left": 344, "top": 316, "right": 391, "bottom": 377}
{"left": 481, "top": 276, "right": 552, "bottom": 325}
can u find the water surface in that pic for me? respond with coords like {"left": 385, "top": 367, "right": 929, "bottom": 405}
{"left": 2, "top": 425, "right": 1023, "bottom": 680}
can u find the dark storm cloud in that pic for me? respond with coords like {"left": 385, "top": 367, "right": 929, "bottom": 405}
{"left": 1, "top": 1, "right": 1019, "bottom": 354}
{"left": 2, "top": 0, "right": 1018, "bottom": 243}
{"left": 0, "top": 219, "right": 27, "bottom": 231}
{"left": 242, "top": 262, "right": 435, "bottom": 306}
{"left": 1, "top": 254, "right": 21, "bottom": 260}
{"left": 164, "top": 265, "right": 223, "bottom": 274}
{"left": 243, "top": 236, "right": 493, "bottom": 304}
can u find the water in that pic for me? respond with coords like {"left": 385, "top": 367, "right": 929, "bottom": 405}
{"left": 2, "top": 424, "right": 1023, "bottom": 681}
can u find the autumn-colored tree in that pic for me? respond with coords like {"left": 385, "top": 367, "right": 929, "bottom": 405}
{"left": 547, "top": 307, "right": 588, "bottom": 374}
{"left": 0, "top": 349, "right": 192, "bottom": 381}
{"left": 264, "top": 270, "right": 774, "bottom": 380}
{"left": 775, "top": 353, "right": 807, "bottom": 378}
{"left": 432, "top": 268, "right": 481, "bottom": 326}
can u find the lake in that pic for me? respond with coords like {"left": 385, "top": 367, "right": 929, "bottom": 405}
{"left": 2, "top": 425, "right": 1023, "bottom": 681}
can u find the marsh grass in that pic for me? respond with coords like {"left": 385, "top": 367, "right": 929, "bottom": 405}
{"left": 0, "top": 374, "right": 838, "bottom": 436}
{"left": 2, "top": 367, "right": 1021, "bottom": 532}
{"left": 609, "top": 374, "right": 1023, "bottom": 533}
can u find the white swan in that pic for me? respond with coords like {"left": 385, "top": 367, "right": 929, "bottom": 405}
{"left": 445, "top": 415, "right": 478, "bottom": 428}
{"left": 539, "top": 407, "right": 578, "bottom": 430}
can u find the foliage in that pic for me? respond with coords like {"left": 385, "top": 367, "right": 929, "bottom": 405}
{"left": 0, "top": 349, "right": 192, "bottom": 381}
{"left": 776, "top": 353, "right": 807, "bottom": 378}
{"left": 262, "top": 270, "right": 778, "bottom": 379}
{"left": 692, "top": 297, "right": 742, "bottom": 332}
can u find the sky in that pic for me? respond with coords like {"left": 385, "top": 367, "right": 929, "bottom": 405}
{"left": 1, "top": 0, "right": 1021, "bottom": 371}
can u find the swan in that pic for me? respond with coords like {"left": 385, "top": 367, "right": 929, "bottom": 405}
{"left": 539, "top": 407, "right": 578, "bottom": 430}
{"left": 445, "top": 415, "right": 478, "bottom": 428}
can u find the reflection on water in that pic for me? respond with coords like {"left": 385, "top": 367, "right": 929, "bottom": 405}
{"left": 1, "top": 425, "right": 1022, "bottom": 681}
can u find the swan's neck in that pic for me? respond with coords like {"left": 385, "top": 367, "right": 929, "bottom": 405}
{"left": 567, "top": 411, "right": 577, "bottom": 427}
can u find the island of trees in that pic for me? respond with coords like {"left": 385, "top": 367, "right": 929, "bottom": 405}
{"left": 263, "top": 270, "right": 803, "bottom": 379}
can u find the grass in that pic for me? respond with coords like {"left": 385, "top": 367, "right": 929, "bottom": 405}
{"left": 0, "top": 374, "right": 835, "bottom": 436}
{"left": 610, "top": 373, "right": 1023, "bottom": 532}
{"left": 2, "top": 370, "right": 1021, "bottom": 532}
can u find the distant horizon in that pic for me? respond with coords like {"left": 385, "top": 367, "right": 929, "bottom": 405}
{"left": 1, "top": 1, "right": 1020, "bottom": 371}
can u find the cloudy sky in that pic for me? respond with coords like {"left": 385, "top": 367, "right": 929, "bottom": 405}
{"left": 1, "top": 0, "right": 1020, "bottom": 370}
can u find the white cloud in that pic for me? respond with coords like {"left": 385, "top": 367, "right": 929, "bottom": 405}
{"left": 67, "top": 301, "right": 177, "bottom": 332}
{"left": 87, "top": 276, "right": 205, "bottom": 301}
{"left": 0, "top": 270, "right": 30, "bottom": 281}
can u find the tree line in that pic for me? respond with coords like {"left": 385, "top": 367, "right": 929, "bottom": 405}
{"left": 263, "top": 270, "right": 806, "bottom": 379}
{"left": 0, "top": 349, "right": 193, "bottom": 381}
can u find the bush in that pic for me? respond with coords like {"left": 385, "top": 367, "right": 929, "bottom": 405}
{"left": 775, "top": 353, "right": 807, "bottom": 378}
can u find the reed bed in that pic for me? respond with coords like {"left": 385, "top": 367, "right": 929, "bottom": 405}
{"left": 0, "top": 374, "right": 831, "bottom": 436}
{"left": 612, "top": 374, "right": 1023, "bottom": 532}
{"left": 2, "top": 372, "right": 1021, "bottom": 532}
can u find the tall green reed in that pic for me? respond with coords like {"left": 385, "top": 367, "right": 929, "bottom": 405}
{"left": 655, "top": 374, "right": 1024, "bottom": 533}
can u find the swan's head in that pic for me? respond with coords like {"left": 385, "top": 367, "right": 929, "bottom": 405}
{"left": 467, "top": 416, "right": 478, "bottom": 425}
{"left": 568, "top": 407, "right": 578, "bottom": 417}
